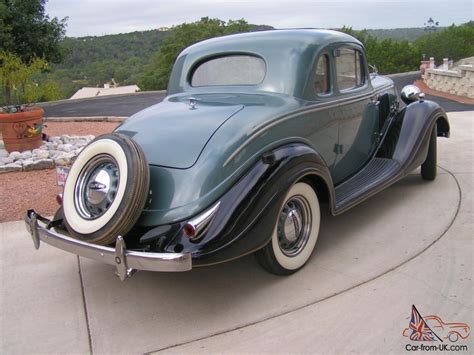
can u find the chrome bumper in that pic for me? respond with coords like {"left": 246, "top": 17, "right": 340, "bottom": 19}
{"left": 24, "top": 209, "right": 192, "bottom": 280}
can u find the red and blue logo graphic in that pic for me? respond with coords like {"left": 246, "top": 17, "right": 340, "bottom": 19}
{"left": 402, "top": 305, "right": 470, "bottom": 343}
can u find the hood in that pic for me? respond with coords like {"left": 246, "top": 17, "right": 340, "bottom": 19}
{"left": 116, "top": 96, "right": 244, "bottom": 168}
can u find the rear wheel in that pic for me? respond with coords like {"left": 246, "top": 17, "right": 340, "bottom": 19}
{"left": 421, "top": 123, "right": 437, "bottom": 180}
{"left": 256, "top": 182, "right": 320, "bottom": 275}
{"left": 62, "top": 133, "right": 150, "bottom": 245}
{"left": 448, "top": 332, "right": 459, "bottom": 342}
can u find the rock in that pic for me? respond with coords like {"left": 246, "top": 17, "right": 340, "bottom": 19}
{"left": 0, "top": 148, "right": 8, "bottom": 158}
{"left": 62, "top": 143, "right": 76, "bottom": 152}
{"left": 48, "top": 150, "right": 62, "bottom": 160}
{"left": 32, "top": 150, "right": 50, "bottom": 160}
{"left": 9, "top": 151, "right": 22, "bottom": 161}
{"left": 55, "top": 152, "right": 75, "bottom": 166}
{"left": 61, "top": 135, "right": 72, "bottom": 144}
{"left": 20, "top": 150, "right": 32, "bottom": 160}
{"left": 21, "top": 159, "right": 34, "bottom": 166}
{"left": 0, "top": 163, "right": 22, "bottom": 173}
{"left": 23, "top": 159, "right": 54, "bottom": 171}
{"left": 0, "top": 140, "right": 5, "bottom": 149}
{"left": 75, "top": 139, "right": 89, "bottom": 148}
{"left": 0, "top": 157, "right": 14, "bottom": 164}
{"left": 45, "top": 141, "right": 58, "bottom": 150}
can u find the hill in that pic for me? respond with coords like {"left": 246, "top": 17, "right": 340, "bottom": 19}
{"left": 366, "top": 27, "right": 446, "bottom": 41}
{"left": 46, "top": 30, "right": 170, "bottom": 98}
{"left": 45, "top": 23, "right": 273, "bottom": 98}
{"left": 43, "top": 23, "right": 458, "bottom": 99}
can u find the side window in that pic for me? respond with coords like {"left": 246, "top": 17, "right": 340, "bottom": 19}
{"left": 314, "top": 54, "right": 330, "bottom": 94}
{"left": 335, "top": 48, "right": 365, "bottom": 91}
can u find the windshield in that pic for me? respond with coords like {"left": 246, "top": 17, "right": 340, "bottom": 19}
{"left": 191, "top": 55, "right": 266, "bottom": 87}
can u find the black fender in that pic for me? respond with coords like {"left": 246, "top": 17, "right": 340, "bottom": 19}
{"left": 164, "top": 143, "right": 334, "bottom": 266}
{"left": 393, "top": 99, "right": 449, "bottom": 173}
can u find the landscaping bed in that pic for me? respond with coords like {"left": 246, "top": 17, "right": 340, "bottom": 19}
{"left": 0, "top": 121, "right": 119, "bottom": 222}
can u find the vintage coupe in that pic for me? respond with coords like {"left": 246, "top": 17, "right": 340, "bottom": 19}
{"left": 25, "top": 30, "right": 450, "bottom": 280}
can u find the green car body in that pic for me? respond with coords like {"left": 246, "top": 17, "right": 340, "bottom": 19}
{"left": 118, "top": 30, "right": 395, "bottom": 226}
{"left": 25, "top": 29, "right": 450, "bottom": 276}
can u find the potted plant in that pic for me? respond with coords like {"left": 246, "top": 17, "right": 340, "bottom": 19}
{"left": 0, "top": 52, "right": 47, "bottom": 153}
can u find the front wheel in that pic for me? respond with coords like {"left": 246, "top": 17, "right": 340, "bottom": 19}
{"left": 421, "top": 123, "right": 437, "bottom": 180}
{"left": 256, "top": 182, "right": 320, "bottom": 275}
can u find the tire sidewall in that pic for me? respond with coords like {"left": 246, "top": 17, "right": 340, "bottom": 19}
{"left": 271, "top": 182, "right": 320, "bottom": 270}
{"left": 63, "top": 137, "right": 129, "bottom": 236}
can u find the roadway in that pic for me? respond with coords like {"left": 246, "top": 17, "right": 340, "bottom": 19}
{"left": 39, "top": 73, "right": 473, "bottom": 118}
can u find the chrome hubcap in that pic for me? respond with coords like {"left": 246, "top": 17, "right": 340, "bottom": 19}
{"left": 277, "top": 195, "right": 312, "bottom": 256}
{"left": 74, "top": 154, "right": 120, "bottom": 219}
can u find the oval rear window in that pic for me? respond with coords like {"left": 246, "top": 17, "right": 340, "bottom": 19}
{"left": 191, "top": 55, "right": 266, "bottom": 87}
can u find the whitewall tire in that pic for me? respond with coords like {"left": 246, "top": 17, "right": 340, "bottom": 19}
{"left": 256, "top": 182, "right": 320, "bottom": 275}
{"left": 62, "top": 133, "right": 150, "bottom": 245}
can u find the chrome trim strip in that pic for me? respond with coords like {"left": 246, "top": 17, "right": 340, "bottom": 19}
{"left": 187, "top": 201, "right": 221, "bottom": 240}
{"left": 223, "top": 84, "right": 394, "bottom": 167}
{"left": 25, "top": 210, "right": 192, "bottom": 279}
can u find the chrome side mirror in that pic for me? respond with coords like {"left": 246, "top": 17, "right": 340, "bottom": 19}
{"left": 401, "top": 85, "right": 425, "bottom": 105}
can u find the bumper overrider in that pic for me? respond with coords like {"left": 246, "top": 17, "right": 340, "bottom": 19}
{"left": 24, "top": 209, "right": 192, "bottom": 281}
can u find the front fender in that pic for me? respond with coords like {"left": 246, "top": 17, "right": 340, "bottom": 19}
{"left": 393, "top": 100, "right": 449, "bottom": 172}
{"left": 165, "top": 143, "right": 333, "bottom": 266}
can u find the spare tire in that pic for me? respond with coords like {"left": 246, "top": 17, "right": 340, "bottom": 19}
{"left": 62, "top": 133, "right": 150, "bottom": 245}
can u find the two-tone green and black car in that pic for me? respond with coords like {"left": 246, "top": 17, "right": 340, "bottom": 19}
{"left": 25, "top": 29, "right": 450, "bottom": 280}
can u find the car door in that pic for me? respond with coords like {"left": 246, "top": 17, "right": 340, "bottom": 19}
{"left": 331, "top": 45, "right": 379, "bottom": 184}
{"left": 305, "top": 51, "right": 339, "bottom": 173}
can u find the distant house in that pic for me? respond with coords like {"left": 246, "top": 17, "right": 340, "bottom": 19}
{"left": 70, "top": 84, "right": 140, "bottom": 100}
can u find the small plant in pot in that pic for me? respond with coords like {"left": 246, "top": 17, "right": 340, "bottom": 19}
{"left": 0, "top": 52, "right": 47, "bottom": 153}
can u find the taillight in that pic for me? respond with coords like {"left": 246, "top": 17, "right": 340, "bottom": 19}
{"left": 183, "top": 223, "right": 196, "bottom": 238}
{"left": 183, "top": 201, "right": 220, "bottom": 241}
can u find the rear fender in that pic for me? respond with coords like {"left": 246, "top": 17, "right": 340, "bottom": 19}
{"left": 165, "top": 143, "right": 334, "bottom": 265}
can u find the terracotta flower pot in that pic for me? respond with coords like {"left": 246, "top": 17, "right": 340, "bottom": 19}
{"left": 0, "top": 107, "right": 45, "bottom": 153}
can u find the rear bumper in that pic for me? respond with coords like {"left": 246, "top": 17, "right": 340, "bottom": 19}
{"left": 24, "top": 209, "right": 192, "bottom": 280}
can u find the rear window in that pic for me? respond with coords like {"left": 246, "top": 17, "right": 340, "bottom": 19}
{"left": 191, "top": 55, "right": 266, "bottom": 87}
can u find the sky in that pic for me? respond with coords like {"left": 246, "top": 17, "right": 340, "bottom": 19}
{"left": 45, "top": 0, "right": 473, "bottom": 37}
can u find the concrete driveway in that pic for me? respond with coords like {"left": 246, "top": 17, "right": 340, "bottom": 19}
{"left": 0, "top": 111, "right": 472, "bottom": 354}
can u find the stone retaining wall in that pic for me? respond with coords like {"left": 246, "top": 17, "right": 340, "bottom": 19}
{"left": 423, "top": 65, "right": 474, "bottom": 98}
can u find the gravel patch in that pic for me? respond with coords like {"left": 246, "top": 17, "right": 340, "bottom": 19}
{"left": 44, "top": 121, "right": 119, "bottom": 136}
{"left": 0, "top": 169, "right": 61, "bottom": 222}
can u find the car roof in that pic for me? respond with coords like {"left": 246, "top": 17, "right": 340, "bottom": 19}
{"left": 167, "top": 29, "right": 364, "bottom": 98}
{"left": 182, "top": 29, "right": 361, "bottom": 55}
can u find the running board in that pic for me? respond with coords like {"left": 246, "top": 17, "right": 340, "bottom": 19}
{"left": 334, "top": 158, "right": 400, "bottom": 213}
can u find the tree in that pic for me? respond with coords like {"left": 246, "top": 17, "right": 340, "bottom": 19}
{"left": 0, "top": 51, "right": 47, "bottom": 105}
{"left": 339, "top": 26, "right": 419, "bottom": 74}
{"left": 0, "top": 0, "right": 66, "bottom": 104}
{"left": 139, "top": 18, "right": 266, "bottom": 90}
{"left": 0, "top": 0, "right": 67, "bottom": 63}
{"left": 415, "top": 21, "right": 474, "bottom": 64}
